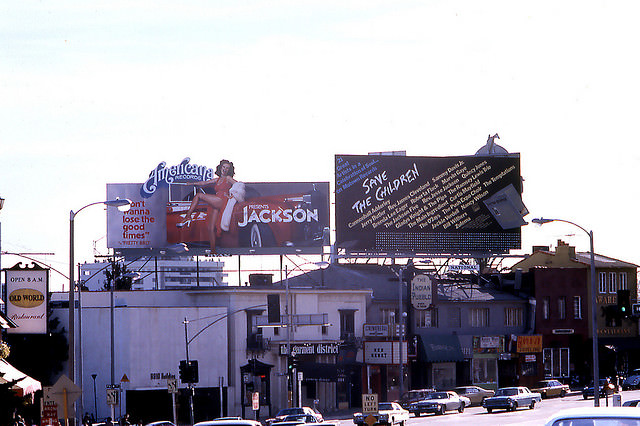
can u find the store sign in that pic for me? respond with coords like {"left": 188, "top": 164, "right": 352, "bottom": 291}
{"left": 364, "top": 341, "right": 408, "bottom": 365}
{"left": 480, "top": 336, "right": 500, "bottom": 349}
{"left": 448, "top": 264, "right": 480, "bottom": 272}
{"left": 411, "top": 274, "right": 433, "bottom": 310}
{"left": 517, "top": 335, "right": 543, "bottom": 353}
{"left": 364, "top": 324, "right": 390, "bottom": 337}
{"left": 5, "top": 264, "right": 48, "bottom": 334}
{"left": 279, "top": 343, "right": 340, "bottom": 356}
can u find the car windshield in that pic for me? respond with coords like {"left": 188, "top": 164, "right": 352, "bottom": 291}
{"left": 278, "top": 409, "right": 304, "bottom": 416}
{"left": 284, "top": 415, "right": 314, "bottom": 422}
{"left": 535, "top": 381, "right": 550, "bottom": 387}
{"left": 379, "top": 403, "right": 394, "bottom": 410}
{"left": 431, "top": 392, "right": 449, "bottom": 399}
{"left": 496, "top": 388, "right": 518, "bottom": 396}
{"left": 552, "top": 419, "right": 640, "bottom": 426}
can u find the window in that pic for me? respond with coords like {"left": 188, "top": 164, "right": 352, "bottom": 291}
{"left": 472, "top": 357, "right": 497, "bottom": 384}
{"left": 543, "top": 347, "right": 570, "bottom": 378}
{"left": 619, "top": 272, "right": 628, "bottom": 290}
{"left": 558, "top": 297, "right": 566, "bottom": 320}
{"left": 470, "top": 308, "right": 490, "bottom": 327}
{"left": 339, "top": 310, "right": 355, "bottom": 340}
{"left": 573, "top": 296, "right": 582, "bottom": 319}
{"left": 609, "top": 272, "right": 617, "bottom": 293}
{"left": 599, "top": 272, "right": 607, "bottom": 293}
{"left": 416, "top": 309, "right": 437, "bottom": 328}
{"left": 448, "top": 307, "right": 461, "bottom": 328}
{"left": 504, "top": 307, "right": 523, "bottom": 327}
{"left": 543, "top": 297, "right": 550, "bottom": 320}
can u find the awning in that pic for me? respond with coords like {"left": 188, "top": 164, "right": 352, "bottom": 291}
{"left": 297, "top": 362, "right": 346, "bottom": 382}
{"left": 0, "top": 359, "right": 42, "bottom": 397}
{"left": 0, "top": 310, "right": 18, "bottom": 329}
{"left": 418, "top": 334, "right": 464, "bottom": 363}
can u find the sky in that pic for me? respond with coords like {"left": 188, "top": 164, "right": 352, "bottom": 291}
{"left": 1, "top": 1, "right": 639, "bottom": 291}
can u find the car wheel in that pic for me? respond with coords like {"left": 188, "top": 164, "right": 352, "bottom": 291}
{"left": 561, "top": 390, "right": 567, "bottom": 397}
{"left": 583, "top": 394, "right": 588, "bottom": 400}
{"left": 529, "top": 400, "right": 536, "bottom": 409}
{"left": 486, "top": 408, "right": 492, "bottom": 414}
{"left": 509, "top": 402, "right": 516, "bottom": 412}
{"left": 435, "top": 405, "right": 444, "bottom": 415}
{"left": 458, "top": 402, "right": 465, "bottom": 413}
{"left": 247, "top": 223, "right": 276, "bottom": 247}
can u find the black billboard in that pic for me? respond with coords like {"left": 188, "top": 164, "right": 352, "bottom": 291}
{"left": 335, "top": 154, "right": 525, "bottom": 254}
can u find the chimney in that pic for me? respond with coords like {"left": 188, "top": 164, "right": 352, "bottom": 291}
{"left": 555, "top": 240, "right": 576, "bottom": 260}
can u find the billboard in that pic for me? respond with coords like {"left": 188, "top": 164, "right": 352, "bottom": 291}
{"left": 107, "top": 158, "right": 330, "bottom": 256}
{"left": 335, "top": 154, "right": 525, "bottom": 254}
{"left": 5, "top": 263, "right": 48, "bottom": 334}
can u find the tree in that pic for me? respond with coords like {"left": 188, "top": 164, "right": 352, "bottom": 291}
{"left": 103, "top": 258, "right": 134, "bottom": 290}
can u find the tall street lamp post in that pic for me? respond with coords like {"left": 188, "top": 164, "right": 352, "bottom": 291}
{"left": 68, "top": 199, "right": 131, "bottom": 423}
{"left": 532, "top": 217, "right": 600, "bottom": 407}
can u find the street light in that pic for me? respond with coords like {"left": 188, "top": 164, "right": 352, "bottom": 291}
{"left": 532, "top": 217, "right": 600, "bottom": 406}
{"left": 68, "top": 198, "right": 131, "bottom": 422}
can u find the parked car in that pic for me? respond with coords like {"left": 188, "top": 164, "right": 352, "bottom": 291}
{"left": 353, "top": 402, "right": 409, "bottom": 426}
{"left": 623, "top": 369, "right": 640, "bottom": 390}
{"left": 583, "top": 378, "right": 617, "bottom": 399}
{"left": 623, "top": 399, "right": 640, "bottom": 407}
{"left": 274, "top": 415, "right": 323, "bottom": 426}
{"left": 531, "top": 379, "right": 570, "bottom": 398}
{"left": 195, "top": 421, "right": 262, "bottom": 426}
{"left": 452, "top": 385, "right": 495, "bottom": 406}
{"left": 266, "top": 408, "right": 323, "bottom": 426}
{"left": 544, "top": 407, "right": 640, "bottom": 426}
{"left": 482, "top": 386, "right": 541, "bottom": 413}
{"left": 396, "top": 389, "right": 435, "bottom": 409}
{"left": 408, "top": 391, "right": 470, "bottom": 416}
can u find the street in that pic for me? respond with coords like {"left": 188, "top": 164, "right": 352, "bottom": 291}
{"left": 328, "top": 390, "right": 640, "bottom": 426}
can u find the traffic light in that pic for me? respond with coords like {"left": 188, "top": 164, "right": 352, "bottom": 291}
{"left": 287, "top": 356, "right": 298, "bottom": 372}
{"left": 618, "top": 289, "right": 631, "bottom": 318}
{"left": 179, "top": 360, "right": 188, "bottom": 382}
{"left": 179, "top": 360, "right": 199, "bottom": 383}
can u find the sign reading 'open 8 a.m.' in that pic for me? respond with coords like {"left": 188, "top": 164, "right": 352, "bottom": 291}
{"left": 335, "top": 154, "right": 525, "bottom": 255}
{"left": 5, "top": 263, "right": 48, "bottom": 334}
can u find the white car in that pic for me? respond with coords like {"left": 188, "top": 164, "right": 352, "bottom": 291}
{"left": 194, "top": 421, "right": 262, "bottom": 426}
{"left": 353, "top": 402, "right": 410, "bottom": 426}
{"left": 544, "top": 407, "right": 640, "bottom": 426}
{"left": 409, "top": 391, "right": 470, "bottom": 416}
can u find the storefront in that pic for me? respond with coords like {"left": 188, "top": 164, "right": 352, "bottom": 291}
{"left": 516, "top": 335, "right": 543, "bottom": 388}
{"left": 279, "top": 342, "right": 348, "bottom": 409}
{"left": 416, "top": 334, "right": 464, "bottom": 390}
{"left": 362, "top": 340, "right": 407, "bottom": 402}
{"left": 471, "top": 336, "right": 504, "bottom": 390}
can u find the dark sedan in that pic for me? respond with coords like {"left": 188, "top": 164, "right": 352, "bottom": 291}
{"left": 582, "top": 378, "right": 617, "bottom": 399}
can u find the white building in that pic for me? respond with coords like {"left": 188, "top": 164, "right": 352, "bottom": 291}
{"left": 51, "top": 278, "right": 370, "bottom": 424}
{"left": 79, "top": 257, "right": 228, "bottom": 291}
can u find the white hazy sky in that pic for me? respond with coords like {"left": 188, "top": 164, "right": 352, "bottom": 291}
{"left": 1, "top": 1, "right": 639, "bottom": 291}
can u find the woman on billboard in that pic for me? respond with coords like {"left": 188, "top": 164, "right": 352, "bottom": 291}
{"left": 177, "top": 159, "right": 245, "bottom": 250}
